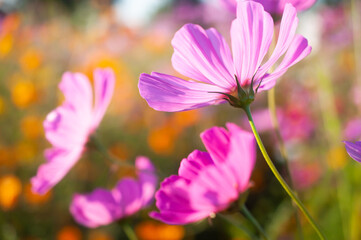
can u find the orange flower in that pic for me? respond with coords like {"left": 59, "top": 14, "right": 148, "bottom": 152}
{"left": 24, "top": 183, "right": 51, "bottom": 205}
{"left": 135, "top": 221, "right": 184, "bottom": 240}
{"left": 21, "top": 115, "right": 43, "bottom": 139}
{"left": 0, "top": 174, "right": 22, "bottom": 210}
{"left": 56, "top": 226, "right": 82, "bottom": 240}
{"left": 88, "top": 230, "right": 114, "bottom": 240}
{"left": 19, "top": 49, "right": 43, "bottom": 72}
{"left": 11, "top": 79, "right": 37, "bottom": 108}
{"left": 14, "top": 141, "right": 37, "bottom": 164}
{"left": 0, "top": 96, "right": 5, "bottom": 115}
{"left": 148, "top": 126, "right": 177, "bottom": 155}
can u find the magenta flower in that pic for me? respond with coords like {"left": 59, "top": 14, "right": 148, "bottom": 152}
{"left": 221, "top": 0, "right": 316, "bottom": 15}
{"left": 31, "top": 68, "right": 115, "bottom": 194}
{"left": 344, "top": 141, "right": 361, "bottom": 163}
{"left": 70, "top": 157, "right": 157, "bottom": 228}
{"left": 150, "top": 123, "right": 255, "bottom": 224}
{"left": 139, "top": 1, "right": 311, "bottom": 112}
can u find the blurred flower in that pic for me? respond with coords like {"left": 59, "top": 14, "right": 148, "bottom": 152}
{"left": 21, "top": 115, "right": 43, "bottom": 139}
{"left": 139, "top": 1, "right": 311, "bottom": 112}
{"left": 244, "top": 107, "right": 314, "bottom": 142}
{"left": 135, "top": 221, "right": 185, "bottom": 240}
{"left": 14, "top": 140, "right": 37, "bottom": 164}
{"left": 20, "top": 48, "right": 43, "bottom": 72}
{"left": 148, "top": 125, "right": 177, "bottom": 155}
{"left": 0, "top": 96, "right": 5, "bottom": 115}
{"left": 344, "top": 141, "right": 361, "bottom": 163}
{"left": 31, "top": 68, "right": 115, "bottom": 194}
{"left": 150, "top": 123, "right": 255, "bottom": 224}
{"left": 0, "top": 32, "right": 13, "bottom": 57}
{"left": 24, "top": 183, "right": 51, "bottom": 205}
{"left": 328, "top": 145, "right": 348, "bottom": 169}
{"left": 290, "top": 161, "right": 321, "bottom": 190}
{"left": 11, "top": 79, "right": 37, "bottom": 108}
{"left": 344, "top": 118, "right": 361, "bottom": 141}
{"left": 88, "top": 230, "right": 114, "bottom": 240}
{"left": 56, "top": 226, "right": 82, "bottom": 240}
{"left": 0, "top": 174, "right": 22, "bottom": 210}
{"left": 221, "top": 0, "right": 316, "bottom": 16}
{"left": 70, "top": 156, "right": 157, "bottom": 228}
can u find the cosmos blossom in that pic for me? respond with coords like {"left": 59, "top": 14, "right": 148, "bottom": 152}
{"left": 70, "top": 157, "right": 157, "bottom": 228}
{"left": 221, "top": 0, "right": 316, "bottom": 15}
{"left": 31, "top": 68, "right": 115, "bottom": 194}
{"left": 139, "top": 1, "right": 311, "bottom": 112}
{"left": 344, "top": 141, "right": 361, "bottom": 163}
{"left": 150, "top": 123, "right": 255, "bottom": 224}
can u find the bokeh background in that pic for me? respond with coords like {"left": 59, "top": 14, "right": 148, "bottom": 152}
{"left": 0, "top": 0, "right": 360, "bottom": 239}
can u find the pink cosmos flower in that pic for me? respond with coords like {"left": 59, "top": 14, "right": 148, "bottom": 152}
{"left": 150, "top": 123, "right": 255, "bottom": 224}
{"left": 221, "top": 0, "right": 316, "bottom": 15}
{"left": 139, "top": 1, "right": 311, "bottom": 112}
{"left": 70, "top": 156, "right": 157, "bottom": 228}
{"left": 344, "top": 141, "right": 361, "bottom": 163}
{"left": 31, "top": 68, "right": 115, "bottom": 195}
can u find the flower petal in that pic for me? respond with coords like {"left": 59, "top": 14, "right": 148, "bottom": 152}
{"left": 136, "top": 156, "right": 158, "bottom": 207}
{"left": 200, "top": 126, "right": 230, "bottom": 165}
{"left": 255, "top": 3, "right": 298, "bottom": 80}
{"left": 344, "top": 141, "right": 361, "bottom": 163}
{"left": 70, "top": 189, "right": 120, "bottom": 228}
{"left": 92, "top": 68, "right": 115, "bottom": 129}
{"left": 258, "top": 35, "right": 311, "bottom": 91}
{"left": 231, "top": 1, "right": 274, "bottom": 86}
{"left": 31, "top": 147, "right": 83, "bottom": 195}
{"left": 171, "top": 24, "right": 235, "bottom": 89}
{"left": 139, "top": 72, "right": 225, "bottom": 112}
{"left": 178, "top": 150, "right": 213, "bottom": 180}
{"left": 225, "top": 123, "right": 256, "bottom": 192}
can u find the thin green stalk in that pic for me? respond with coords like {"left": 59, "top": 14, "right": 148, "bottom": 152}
{"left": 89, "top": 135, "right": 134, "bottom": 168}
{"left": 243, "top": 105, "right": 326, "bottom": 240}
{"left": 241, "top": 205, "right": 269, "bottom": 240}
{"left": 268, "top": 88, "right": 304, "bottom": 240}
{"left": 218, "top": 213, "right": 257, "bottom": 240}
{"left": 123, "top": 224, "right": 138, "bottom": 240}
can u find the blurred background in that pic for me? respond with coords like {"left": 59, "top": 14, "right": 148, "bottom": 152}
{"left": 0, "top": 0, "right": 360, "bottom": 239}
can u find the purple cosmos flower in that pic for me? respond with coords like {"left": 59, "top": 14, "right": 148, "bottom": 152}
{"left": 344, "top": 141, "right": 361, "bottom": 163}
{"left": 150, "top": 123, "right": 255, "bottom": 224}
{"left": 70, "top": 156, "right": 157, "bottom": 228}
{"left": 139, "top": 1, "right": 311, "bottom": 112}
{"left": 221, "top": 0, "right": 316, "bottom": 15}
{"left": 31, "top": 68, "right": 115, "bottom": 195}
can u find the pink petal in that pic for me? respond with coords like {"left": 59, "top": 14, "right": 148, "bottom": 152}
{"left": 256, "top": 3, "right": 298, "bottom": 80}
{"left": 200, "top": 126, "right": 230, "bottom": 165}
{"left": 231, "top": 1, "right": 274, "bottom": 86}
{"left": 59, "top": 72, "right": 93, "bottom": 118}
{"left": 150, "top": 176, "right": 210, "bottom": 224}
{"left": 225, "top": 123, "right": 256, "bottom": 192}
{"left": 259, "top": 35, "right": 311, "bottom": 91}
{"left": 92, "top": 68, "right": 115, "bottom": 129}
{"left": 43, "top": 106, "right": 89, "bottom": 150}
{"left": 139, "top": 72, "right": 225, "bottom": 112}
{"left": 70, "top": 189, "right": 120, "bottom": 228}
{"left": 31, "top": 147, "right": 83, "bottom": 195}
{"left": 115, "top": 178, "right": 142, "bottom": 217}
{"left": 136, "top": 156, "right": 158, "bottom": 206}
{"left": 178, "top": 150, "right": 213, "bottom": 180}
{"left": 189, "top": 164, "right": 239, "bottom": 212}
{"left": 171, "top": 24, "right": 235, "bottom": 89}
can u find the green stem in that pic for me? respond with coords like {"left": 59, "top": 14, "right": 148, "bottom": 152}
{"left": 218, "top": 213, "right": 257, "bottom": 240}
{"left": 123, "top": 224, "right": 138, "bottom": 240}
{"left": 268, "top": 88, "right": 304, "bottom": 240}
{"left": 241, "top": 205, "right": 269, "bottom": 240}
{"left": 243, "top": 105, "right": 326, "bottom": 240}
{"left": 89, "top": 135, "right": 134, "bottom": 168}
